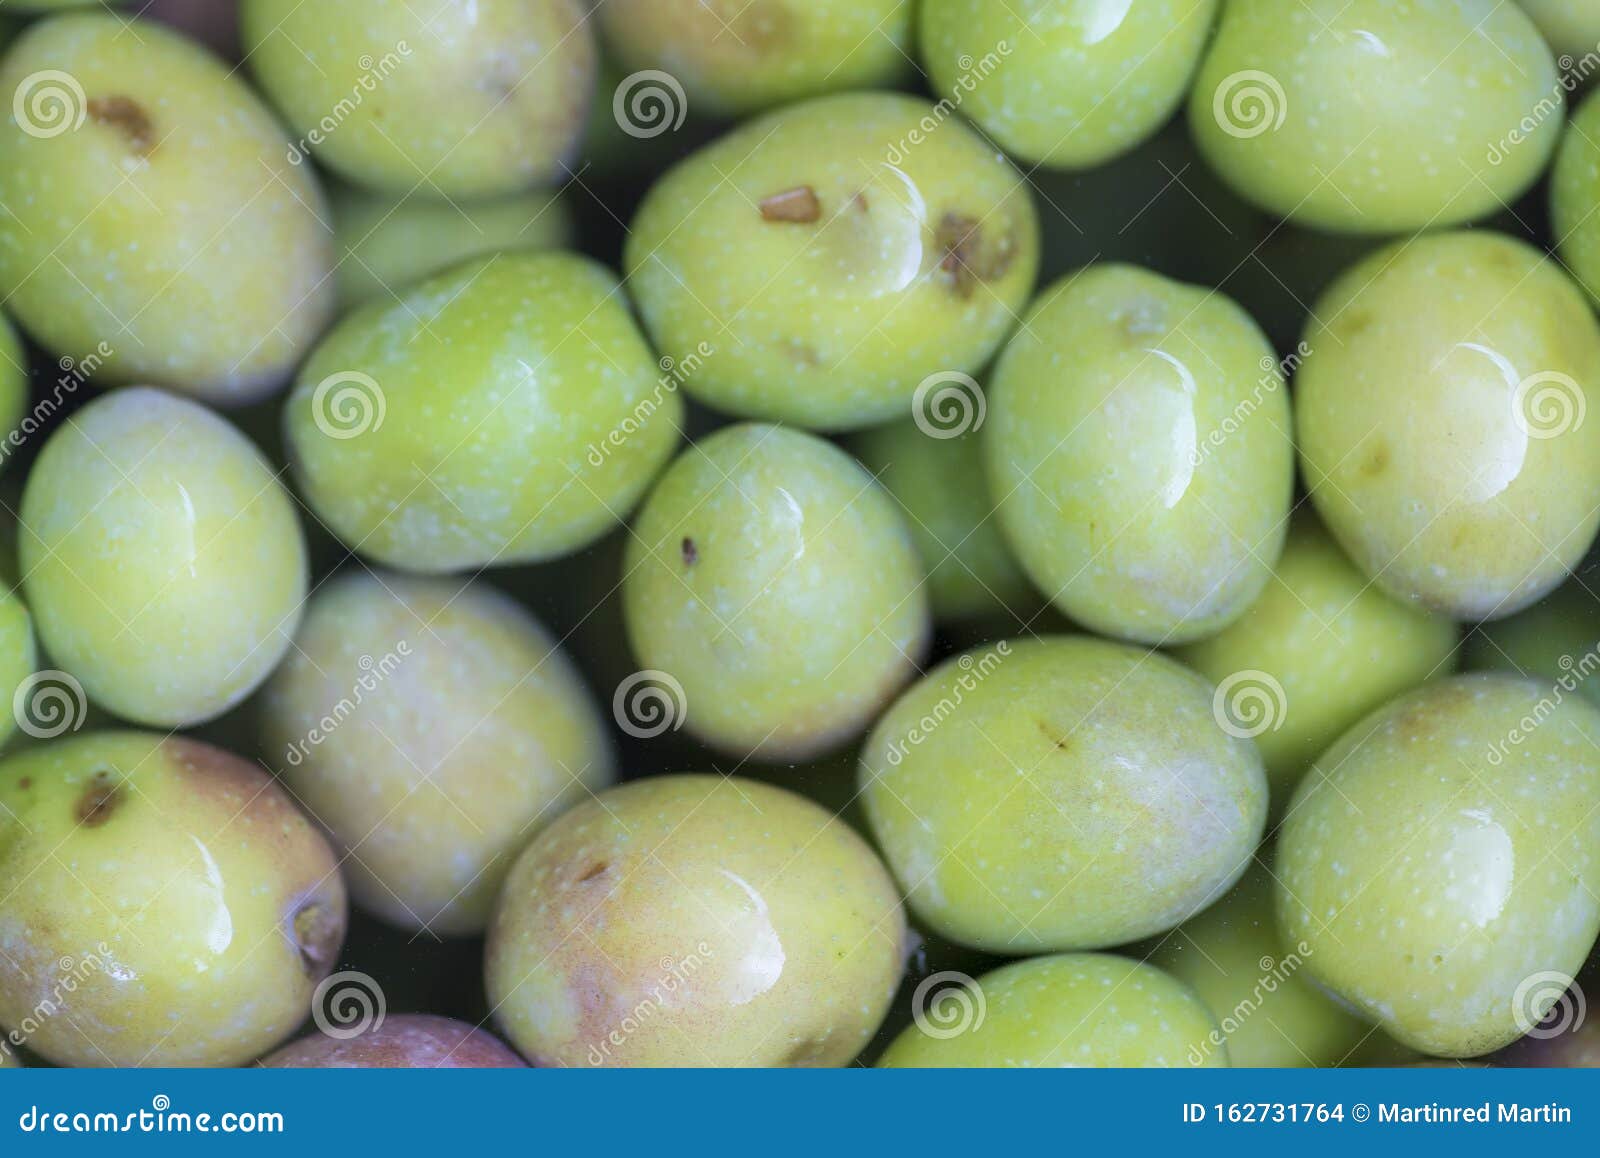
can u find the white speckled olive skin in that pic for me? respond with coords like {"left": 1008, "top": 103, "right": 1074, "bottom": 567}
{"left": 285, "top": 251, "right": 683, "bottom": 574}
{"left": 21, "top": 389, "right": 307, "bottom": 728}
{"left": 625, "top": 91, "right": 1039, "bottom": 430}
{"left": 1276, "top": 674, "right": 1600, "bottom": 1057}
{"left": 598, "top": 0, "right": 912, "bottom": 115}
{"left": 1174, "top": 515, "right": 1460, "bottom": 807}
{"left": 1552, "top": 84, "right": 1600, "bottom": 308}
{"left": 1297, "top": 232, "right": 1600, "bottom": 621}
{"left": 330, "top": 184, "right": 575, "bottom": 308}
{"left": 1149, "top": 866, "right": 1372, "bottom": 1067}
{"left": 1191, "top": 0, "right": 1560, "bottom": 234}
{"left": 242, "top": 0, "right": 594, "bottom": 198}
{"left": 879, "top": 953, "right": 1225, "bottom": 1067}
{"left": 985, "top": 265, "right": 1293, "bottom": 645}
{"left": 921, "top": 0, "right": 1218, "bottom": 170}
{"left": 0, "top": 14, "right": 334, "bottom": 404}
{"left": 485, "top": 774, "right": 906, "bottom": 1067}
{"left": 623, "top": 423, "right": 930, "bottom": 762}
{"left": 260, "top": 572, "right": 614, "bottom": 936}
{"left": 859, "top": 636, "right": 1267, "bottom": 953}
{"left": 0, "top": 733, "right": 347, "bottom": 1068}
{"left": 847, "top": 420, "right": 1035, "bottom": 626}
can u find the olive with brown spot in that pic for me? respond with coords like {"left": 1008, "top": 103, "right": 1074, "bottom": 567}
{"left": 0, "top": 732, "right": 348, "bottom": 1068}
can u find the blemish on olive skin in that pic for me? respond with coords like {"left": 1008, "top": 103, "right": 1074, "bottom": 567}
{"left": 293, "top": 900, "right": 340, "bottom": 977}
{"left": 75, "top": 772, "right": 120, "bottom": 827}
{"left": 760, "top": 186, "right": 821, "bottom": 223}
{"left": 1038, "top": 720, "right": 1070, "bottom": 751}
{"left": 851, "top": 190, "right": 869, "bottom": 212}
{"left": 576, "top": 861, "right": 610, "bottom": 883}
{"left": 935, "top": 212, "right": 1016, "bottom": 299}
{"left": 17, "top": 777, "right": 30, "bottom": 790}
{"left": 1361, "top": 442, "right": 1390, "bottom": 477}
{"left": 88, "top": 96, "right": 154, "bottom": 155}
{"left": 1339, "top": 310, "right": 1373, "bottom": 341}
{"left": 786, "top": 340, "right": 821, "bottom": 367}
{"left": 782, "top": 1038, "right": 829, "bottom": 1065}
{"left": 681, "top": 537, "right": 698, "bottom": 567}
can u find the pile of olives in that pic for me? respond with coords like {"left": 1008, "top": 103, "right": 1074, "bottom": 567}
{"left": 0, "top": 0, "right": 1598, "bottom": 1070}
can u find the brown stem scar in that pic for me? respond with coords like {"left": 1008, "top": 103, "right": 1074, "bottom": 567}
{"left": 936, "top": 211, "right": 1016, "bottom": 299}
{"left": 760, "top": 186, "right": 821, "bottom": 223}
{"left": 87, "top": 96, "right": 154, "bottom": 155}
{"left": 76, "top": 772, "right": 121, "bottom": 827}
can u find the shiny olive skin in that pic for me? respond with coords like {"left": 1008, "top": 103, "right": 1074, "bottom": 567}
{"left": 1297, "top": 231, "right": 1600, "bottom": 620}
